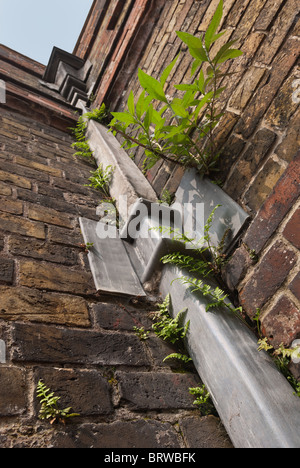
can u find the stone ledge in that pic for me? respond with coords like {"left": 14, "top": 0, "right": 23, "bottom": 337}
{"left": 78, "top": 102, "right": 157, "bottom": 221}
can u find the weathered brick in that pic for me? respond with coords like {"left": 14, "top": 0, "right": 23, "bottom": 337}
{"left": 52, "top": 176, "right": 99, "bottom": 197}
{"left": 51, "top": 420, "right": 180, "bottom": 448}
{"left": 0, "top": 286, "right": 90, "bottom": 327}
{"left": 34, "top": 368, "right": 112, "bottom": 416}
{"left": 0, "top": 160, "right": 49, "bottom": 183}
{"left": 92, "top": 302, "right": 152, "bottom": 331}
{"left": 9, "top": 236, "right": 78, "bottom": 266}
{"left": 274, "top": 108, "right": 300, "bottom": 163}
{"left": 48, "top": 225, "right": 83, "bottom": 246}
{"left": 254, "top": 0, "right": 284, "bottom": 30}
{"left": 239, "top": 240, "right": 297, "bottom": 317}
{"left": 0, "top": 169, "right": 31, "bottom": 189}
{"left": 16, "top": 188, "right": 78, "bottom": 215}
{"left": 255, "top": 0, "right": 299, "bottom": 65}
{"left": 19, "top": 259, "right": 94, "bottom": 295}
{"left": 235, "top": 37, "right": 300, "bottom": 138}
{"left": 27, "top": 203, "right": 74, "bottom": 229}
{"left": 261, "top": 295, "right": 300, "bottom": 347}
{"left": 0, "top": 258, "right": 14, "bottom": 284}
{"left": 290, "top": 272, "right": 300, "bottom": 302}
{"left": 223, "top": 244, "right": 253, "bottom": 291}
{"left": 224, "top": 129, "right": 277, "bottom": 201}
{"left": 37, "top": 183, "right": 65, "bottom": 200}
{"left": 264, "top": 70, "right": 300, "bottom": 130}
{"left": 11, "top": 323, "right": 149, "bottom": 367}
{"left": 116, "top": 371, "right": 199, "bottom": 410}
{"left": 0, "top": 181, "right": 12, "bottom": 196}
{"left": 0, "top": 367, "right": 26, "bottom": 416}
{"left": 243, "top": 151, "right": 300, "bottom": 253}
{"left": 243, "top": 156, "right": 286, "bottom": 213}
{"left": 229, "top": 67, "right": 266, "bottom": 111}
{"left": 179, "top": 415, "right": 233, "bottom": 449}
{"left": 0, "top": 212, "right": 45, "bottom": 239}
{"left": 217, "top": 134, "right": 246, "bottom": 184}
{"left": 0, "top": 197, "right": 23, "bottom": 215}
{"left": 283, "top": 207, "right": 300, "bottom": 249}
{"left": 15, "top": 155, "right": 63, "bottom": 177}
{"left": 146, "top": 335, "right": 182, "bottom": 370}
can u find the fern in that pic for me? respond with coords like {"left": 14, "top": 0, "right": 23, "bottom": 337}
{"left": 85, "top": 164, "right": 114, "bottom": 197}
{"left": 161, "top": 252, "right": 212, "bottom": 277}
{"left": 36, "top": 380, "right": 79, "bottom": 425}
{"left": 163, "top": 353, "right": 192, "bottom": 364}
{"left": 189, "top": 385, "right": 216, "bottom": 415}
{"left": 152, "top": 306, "right": 189, "bottom": 345}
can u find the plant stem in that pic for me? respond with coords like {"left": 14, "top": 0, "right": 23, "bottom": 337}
{"left": 111, "top": 125, "right": 188, "bottom": 168}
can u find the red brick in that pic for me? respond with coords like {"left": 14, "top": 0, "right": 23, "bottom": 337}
{"left": 262, "top": 295, "right": 300, "bottom": 347}
{"left": 239, "top": 240, "right": 297, "bottom": 317}
{"left": 243, "top": 151, "right": 300, "bottom": 253}
{"left": 283, "top": 207, "right": 300, "bottom": 249}
{"left": 223, "top": 244, "right": 253, "bottom": 291}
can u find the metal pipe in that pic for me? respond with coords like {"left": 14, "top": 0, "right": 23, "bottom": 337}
{"left": 160, "top": 265, "right": 300, "bottom": 448}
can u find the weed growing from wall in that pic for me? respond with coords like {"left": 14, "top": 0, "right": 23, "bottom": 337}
{"left": 36, "top": 380, "right": 79, "bottom": 425}
{"left": 109, "top": 0, "right": 242, "bottom": 176}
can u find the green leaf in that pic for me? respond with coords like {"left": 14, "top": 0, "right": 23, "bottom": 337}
{"left": 110, "top": 111, "right": 137, "bottom": 126}
{"left": 212, "top": 39, "right": 239, "bottom": 64}
{"left": 205, "top": 0, "right": 223, "bottom": 50}
{"left": 174, "top": 83, "right": 198, "bottom": 92}
{"left": 127, "top": 90, "right": 135, "bottom": 115}
{"left": 215, "top": 48, "right": 243, "bottom": 64}
{"left": 151, "top": 108, "right": 165, "bottom": 126}
{"left": 144, "top": 105, "right": 153, "bottom": 131}
{"left": 136, "top": 90, "right": 146, "bottom": 119}
{"left": 160, "top": 53, "right": 180, "bottom": 87}
{"left": 193, "top": 90, "right": 214, "bottom": 120}
{"left": 197, "top": 69, "right": 205, "bottom": 93}
{"left": 138, "top": 69, "right": 168, "bottom": 103}
{"left": 191, "top": 59, "right": 202, "bottom": 76}
{"left": 189, "top": 46, "right": 208, "bottom": 62}
{"left": 211, "top": 30, "right": 227, "bottom": 43}
{"left": 171, "top": 98, "right": 189, "bottom": 118}
{"left": 176, "top": 31, "right": 202, "bottom": 48}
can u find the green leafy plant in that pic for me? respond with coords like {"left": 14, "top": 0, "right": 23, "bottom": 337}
{"left": 158, "top": 189, "right": 175, "bottom": 206}
{"left": 36, "top": 380, "right": 80, "bottom": 425}
{"left": 189, "top": 385, "right": 216, "bottom": 415}
{"left": 152, "top": 295, "right": 190, "bottom": 345}
{"left": 109, "top": 0, "right": 242, "bottom": 175}
{"left": 163, "top": 353, "right": 192, "bottom": 364}
{"left": 133, "top": 326, "right": 150, "bottom": 341}
{"left": 84, "top": 103, "right": 112, "bottom": 126}
{"left": 256, "top": 333, "right": 300, "bottom": 398}
{"left": 70, "top": 103, "right": 111, "bottom": 161}
{"left": 85, "top": 164, "right": 115, "bottom": 198}
{"left": 159, "top": 205, "right": 247, "bottom": 326}
{"left": 151, "top": 294, "right": 192, "bottom": 365}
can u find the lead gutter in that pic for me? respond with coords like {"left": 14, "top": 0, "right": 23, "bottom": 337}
{"left": 81, "top": 111, "right": 300, "bottom": 449}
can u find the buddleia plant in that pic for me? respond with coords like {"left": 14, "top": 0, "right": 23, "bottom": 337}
{"left": 109, "top": 0, "right": 242, "bottom": 175}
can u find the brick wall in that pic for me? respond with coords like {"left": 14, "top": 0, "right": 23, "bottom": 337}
{"left": 0, "top": 107, "right": 231, "bottom": 448}
{"left": 87, "top": 0, "right": 300, "bottom": 357}
{"left": 0, "top": 0, "right": 299, "bottom": 447}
